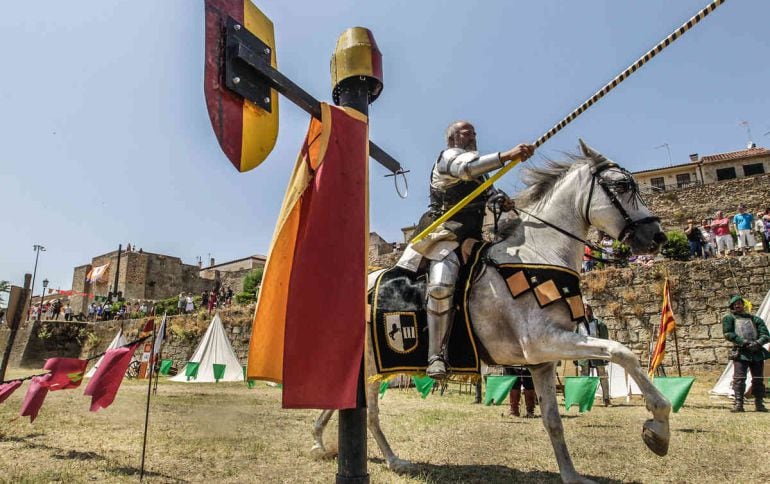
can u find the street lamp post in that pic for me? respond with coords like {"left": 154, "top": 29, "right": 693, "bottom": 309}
{"left": 29, "top": 245, "right": 45, "bottom": 319}
{"left": 39, "top": 278, "right": 49, "bottom": 322}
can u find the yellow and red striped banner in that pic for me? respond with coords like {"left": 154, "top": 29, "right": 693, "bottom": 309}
{"left": 649, "top": 278, "right": 676, "bottom": 377}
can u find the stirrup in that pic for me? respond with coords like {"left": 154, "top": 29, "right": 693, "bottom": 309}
{"left": 426, "top": 356, "right": 447, "bottom": 380}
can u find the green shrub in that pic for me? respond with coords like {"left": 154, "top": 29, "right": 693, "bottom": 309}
{"left": 611, "top": 240, "right": 631, "bottom": 266}
{"left": 154, "top": 296, "right": 181, "bottom": 316}
{"left": 243, "top": 268, "right": 263, "bottom": 295}
{"left": 235, "top": 291, "right": 257, "bottom": 305}
{"left": 661, "top": 231, "right": 691, "bottom": 261}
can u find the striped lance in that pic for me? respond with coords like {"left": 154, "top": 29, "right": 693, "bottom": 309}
{"left": 411, "top": 0, "right": 727, "bottom": 244}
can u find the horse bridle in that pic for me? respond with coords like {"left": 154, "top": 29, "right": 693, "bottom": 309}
{"left": 584, "top": 160, "right": 660, "bottom": 242}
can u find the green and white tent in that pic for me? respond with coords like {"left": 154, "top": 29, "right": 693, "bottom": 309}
{"left": 170, "top": 313, "right": 244, "bottom": 383}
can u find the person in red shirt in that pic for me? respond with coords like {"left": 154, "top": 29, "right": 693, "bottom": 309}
{"left": 711, "top": 210, "right": 734, "bottom": 257}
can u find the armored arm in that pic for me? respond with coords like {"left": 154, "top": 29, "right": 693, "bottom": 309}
{"left": 438, "top": 149, "right": 503, "bottom": 181}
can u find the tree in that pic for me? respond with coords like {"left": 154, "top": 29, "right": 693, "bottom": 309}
{"left": 236, "top": 268, "right": 264, "bottom": 304}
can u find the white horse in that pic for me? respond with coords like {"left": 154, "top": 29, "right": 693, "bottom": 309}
{"left": 311, "top": 140, "right": 671, "bottom": 484}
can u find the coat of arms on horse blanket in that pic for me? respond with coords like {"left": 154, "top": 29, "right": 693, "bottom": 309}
{"left": 369, "top": 246, "right": 485, "bottom": 378}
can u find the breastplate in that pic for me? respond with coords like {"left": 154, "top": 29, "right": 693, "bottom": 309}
{"left": 735, "top": 317, "right": 757, "bottom": 342}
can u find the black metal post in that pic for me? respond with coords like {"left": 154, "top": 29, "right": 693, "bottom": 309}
{"left": 111, "top": 244, "right": 122, "bottom": 302}
{"left": 335, "top": 80, "right": 370, "bottom": 484}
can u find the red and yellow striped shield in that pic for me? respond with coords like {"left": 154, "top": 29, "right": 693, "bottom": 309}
{"left": 204, "top": 0, "right": 278, "bottom": 172}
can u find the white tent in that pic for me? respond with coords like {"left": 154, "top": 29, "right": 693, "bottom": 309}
{"left": 710, "top": 289, "right": 770, "bottom": 397}
{"left": 170, "top": 313, "right": 244, "bottom": 383}
{"left": 86, "top": 328, "right": 127, "bottom": 378}
{"left": 590, "top": 362, "right": 642, "bottom": 401}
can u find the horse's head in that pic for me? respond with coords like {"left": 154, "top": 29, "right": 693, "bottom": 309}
{"left": 579, "top": 139, "right": 666, "bottom": 254}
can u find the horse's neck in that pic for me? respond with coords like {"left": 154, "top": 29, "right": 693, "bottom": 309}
{"left": 508, "top": 171, "right": 589, "bottom": 271}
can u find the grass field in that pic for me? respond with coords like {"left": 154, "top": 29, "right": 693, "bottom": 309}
{"left": 0, "top": 370, "right": 768, "bottom": 483}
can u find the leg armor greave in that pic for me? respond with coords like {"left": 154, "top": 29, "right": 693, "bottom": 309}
{"left": 426, "top": 252, "right": 460, "bottom": 369}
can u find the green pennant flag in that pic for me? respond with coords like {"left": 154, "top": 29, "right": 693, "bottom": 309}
{"left": 484, "top": 375, "right": 518, "bottom": 406}
{"left": 564, "top": 376, "right": 600, "bottom": 413}
{"left": 213, "top": 363, "right": 226, "bottom": 383}
{"left": 653, "top": 376, "right": 695, "bottom": 413}
{"left": 159, "top": 359, "right": 173, "bottom": 376}
{"left": 412, "top": 375, "right": 435, "bottom": 399}
{"left": 379, "top": 381, "right": 389, "bottom": 399}
{"left": 243, "top": 365, "right": 256, "bottom": 389}
{"left": 185, "top": 362, "right": 200, "bottom": 381}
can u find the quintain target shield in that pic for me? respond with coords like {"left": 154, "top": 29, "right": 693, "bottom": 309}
{"left": 204, "top": 0, "right": 278, "bottom": 172}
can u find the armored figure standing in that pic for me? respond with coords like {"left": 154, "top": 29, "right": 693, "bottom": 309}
{"left": 398, "top": 121, "right": 534, "bottom": 379}
{"left": 722, "top": 295, "right": 770, "bottom": 412}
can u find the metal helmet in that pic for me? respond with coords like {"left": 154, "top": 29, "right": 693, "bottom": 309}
{"left": 331, "top": 27, "right": 383, "bottom": 105}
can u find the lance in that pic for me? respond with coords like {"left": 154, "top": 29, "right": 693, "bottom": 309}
{"left": 410, "top": 0, "right": 726, "bottom": 244}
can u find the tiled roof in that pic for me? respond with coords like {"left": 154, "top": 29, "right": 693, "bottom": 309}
{"left": 632, "top": 161, "right": 697, "bottom": 175}
{"left": 700, "top": 147, "right": 770, "bottom": 164}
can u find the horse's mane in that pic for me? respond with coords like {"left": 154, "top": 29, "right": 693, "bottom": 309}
{"left": 495, "top": 155, "right": 589, "bottom": 238}
{"left": 514, "top": 155, "right": 588, "bottom": 209}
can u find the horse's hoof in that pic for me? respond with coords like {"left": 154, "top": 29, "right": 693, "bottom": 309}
{"left": 642, "top": 419, "right": 669, "bottom": 456}
{"left": 387, "top": 457, "right": 412, "bottom": 473}
{"left": 310, "top": 444, "right": 337, "bottom": 460}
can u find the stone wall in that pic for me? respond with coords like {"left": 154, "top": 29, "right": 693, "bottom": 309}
{"left": 643, "top": 172, "right": 770, "bottom": 230}
{"left": 582, "top": 254, "right": 770, "bottom": 371}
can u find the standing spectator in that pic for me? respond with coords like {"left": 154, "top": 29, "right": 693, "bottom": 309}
{"left": 711, "top": 210, "right": 734, "bottom": 257}
{"left": 139, "top": 302, "right": 148, "bottom": 316}
{"left": 177, "top": 293, "right": 185, "bottom": 314}
{"left": 185, "top": 293, "right": 195, "bottom": 313}
{"left": 116, "top": 304, "right": 126, "bottom": 320}
{"left": 208, "top": 290, "right": 217, "bottom": 314}
{"left": 87, "top": 302, "right": 96, "bottom": 321}
{"left": 754, "top": 212, "right": 768, "bottom": 253}
{"left": 722, "top": 295, "right": 770, "bottom": 412}
{"left": 102, "top": 302, "right": 112, "bottom": 321}
{"left": 684, "top": 219, "right": 704, "bottom": 258}
{"left": 762, "top": 209, "right": 770, "bottom": 253}
{"left": 575, "top": 303, "right": 612, "bottom": 407}
{"left": 599, "top": 233, "right": 614, "bottom": 261}
{"left": 700, "top": 220, "right": 716, "bottom": 258}
{"left": 732, "top": 204, "right": 755, "bottom": 253}
{"left": 51, "top": 299, "right": 62, "bottom": 321}
{"left": 582, "top": 245, "right": 595, "bottom": 273}
{"left": 201, "top": 291, "right": 209, "bottom": 310}
{"left": 64, "top": 303, "right": 73, "bottom": 321}
{"left": 226, "top": 287, "right": 234, "bottom": 306}
{"left": 505, "top": 366, "right": 537, "bottom": 418}
{"left": 96, "top": 303, "right": 103, "bottom": 321}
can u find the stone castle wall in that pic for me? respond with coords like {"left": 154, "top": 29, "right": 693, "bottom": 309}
{"left": 643, "top": 172, "right": 770, "bottom": 230}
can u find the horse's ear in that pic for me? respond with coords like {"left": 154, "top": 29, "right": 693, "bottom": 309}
{"left": 578, "top": 138, "right": 608, "bottom": 165}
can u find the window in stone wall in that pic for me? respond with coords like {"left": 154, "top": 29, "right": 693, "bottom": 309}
{"left": 675, "top": 173, "right": 691, "bottom": 188}
{"left": 716, "top": 167, "right": 737, "bottom": 181}
{"left": 650, "top": 177, "right": 665, "bottom": 191}
{"left": 742, "top": 163, "right": 765, "bottom": 177}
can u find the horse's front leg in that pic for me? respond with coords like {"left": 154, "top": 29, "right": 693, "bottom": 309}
{"left": 310, "top": 410, "right": 336, "bottom": 458}
{"left": 535, "top": 330, "right": 671, "bottom": 457}
{"left": 529, "top": 362, "right": 592, "bottom": 484}
{"left": 365, "top": 379, "right": 411, "bottom": 471}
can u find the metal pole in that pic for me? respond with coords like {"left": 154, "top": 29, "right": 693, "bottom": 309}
{"left": 111, "top": 244, "right": 122, "bottom": 301}
{"left": 0, "top": 274, "right": 31, "bottom": 381}
{"left": 29, "top": 245, "right": 44, "bottom": 320}
{"left": 335, "top": 80, "right": 370, "bottom": 484}
{"left": 140, "top": 321, "right": 156, "bottom": 481}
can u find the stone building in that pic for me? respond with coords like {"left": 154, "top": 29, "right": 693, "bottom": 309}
{"left": 634, "top": 144, "right": 770, "bottom": 193}
{"left": 69, "top": 249, "right": 266, "bottom": 316}
{"left": 70, "top": 249, "right": 216, "bottom": 315}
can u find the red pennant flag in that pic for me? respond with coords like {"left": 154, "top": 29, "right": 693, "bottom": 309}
{"left": 139, "top": 318, "right": 154, "bottom": 337}
{"left": 42, "top": 358, "right": 89, "bottom": 391}
{"left": 649, "top": 278, "right": 677, "bottom": 377}
{"left": 83, "top": 344, "right": 137, "bottom": 412}
{"left": 247, "top": 103, "right": 368, "bottom": 409}
{"left": 0, "top": 380, "right": 23, "bottom": 404}
{"left": 19, "top": 375, "right": 52, "bottom": 422}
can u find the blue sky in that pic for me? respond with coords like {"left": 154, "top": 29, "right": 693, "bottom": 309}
{"left": 2, "top": 0, "right": 769, "bottom": 294}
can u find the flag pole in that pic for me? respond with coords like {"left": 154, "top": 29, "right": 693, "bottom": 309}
{"left": 139, "top": 321, "right": 156, "bottom": 481}
{"left": 672, "top": 325, "right": 682, "bottom": 377}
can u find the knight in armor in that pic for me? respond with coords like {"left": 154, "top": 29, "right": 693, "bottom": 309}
{"left": 722, "top": 295, "right": 770, "bottom": 412}
{"left": 398, "top": 121, "right": 534, "bottom": 379}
